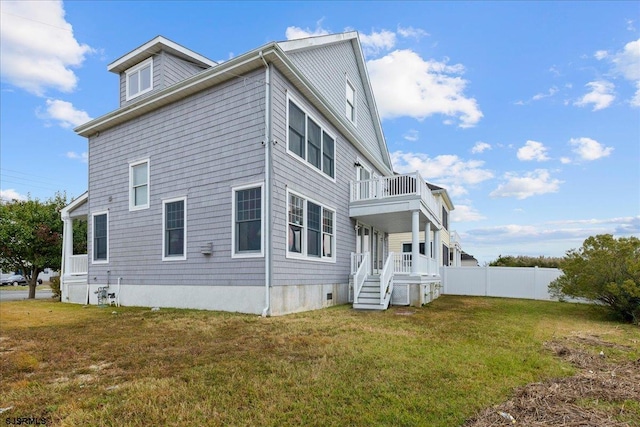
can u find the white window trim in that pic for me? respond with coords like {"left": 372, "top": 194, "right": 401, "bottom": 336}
{"left": 129, "top": 158, "right": 150, "bottom": 211}
{"left": 231, "top": 182, "right": 265, "bottom": 259}
{"left": 285, "top": 189, "right": 336, "bottom": 263}
{"left": 285, "top": 93, "right": 337, "bottom": 183}
{"left": 91, "top": 210, "right": 109, "bottom": 264}
{"left": 345, "top": 75, "right": 357, "bottom": 126}
{"left": 162, "top": 196, "right": 187, "bottom": 261}
{"left": 125, "top": 57, "right": 154, "bottom": 101}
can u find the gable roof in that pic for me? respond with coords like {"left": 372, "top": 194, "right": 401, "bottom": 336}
{"left": 278, "top": 32, "right": 392, "bottom": 172}
{"left": 77, "top": 32, "right": 393, "bottom": 176}
{"left": 427, "top": 182, "right": 454, "bottom": 210}
{"left": 107, "top": 36, "right": 217, "bottom": 73}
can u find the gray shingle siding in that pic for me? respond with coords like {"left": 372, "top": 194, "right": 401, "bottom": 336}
{"left": 269, "top": 67, "right": 385, "bottom": 287}
{"left": 90, "top": 69, "right": 266, "bottom": 287}
{"left": 118, "top": 51, "right": 208, "bottom": 107}
{"left": 286, "top": 41, "right": 383, "bottom": 169}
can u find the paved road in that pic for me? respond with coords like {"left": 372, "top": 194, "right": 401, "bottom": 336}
{"left": 0, "top": 289, "right": 54, "bottom": 302}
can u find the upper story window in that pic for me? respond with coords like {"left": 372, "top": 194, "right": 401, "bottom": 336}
{"left": 442, "top": 206, "right": 449, "bottom": 231}
{"left": 129, "top": 159, "right": 149, "bottom": 210}
{"left": 92, "top": 211, "right": 108, "bottom": 263}
{"left": 126, "top": 58, "right": 153, "bottom": 100}
{"left": 287, "top": 190, "right": 335, "bottom": 262}
{"left": 287, "top": 97, "right": 335, "bottom": 179}
{"left": 163, "top": 197, "right": 186, "bottom": 261}
{"left": 232, "top": 184, "right": 264, "bottom": 258}
{"left": 345, "top": 78, "right": 356, "bottom": 124}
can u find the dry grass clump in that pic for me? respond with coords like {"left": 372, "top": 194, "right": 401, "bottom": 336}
{"left": 464, "top": 335, "right": 640, "bottom": 426}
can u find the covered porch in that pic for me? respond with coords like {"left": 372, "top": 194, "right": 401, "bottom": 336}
{"left": 60, "top": 192, "right": 89, "bottom": 303}
{"left": 348, "top": 172, "right": 444, "bottom": 310}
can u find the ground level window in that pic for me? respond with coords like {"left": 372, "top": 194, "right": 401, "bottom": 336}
{"left": 163, "top": 198, "right": 186, "bottom": 259}
{"left": 235, "top": 186, "right": 262, "bottom": 255}
{"left": 287, "top": 191, "right": 335, "bottom": 261}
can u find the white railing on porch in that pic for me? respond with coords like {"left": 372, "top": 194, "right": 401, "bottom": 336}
{"left": 379, "top": 252, "right": 394, "bottom": 305}
{"left": 352, "top": 252, "right": 370, "bottom": 304}
{"left": 68, "top": 254, "right": 88, "bottom": 275}
{"left": 390, "top": 253, "right": 438, "bottom": 276}
{"left": 350, "top": 172, "right": 439, "bottom": 217}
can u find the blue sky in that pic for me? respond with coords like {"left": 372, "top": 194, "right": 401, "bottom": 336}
{"left": 1, "top": 1, "right": 638, "bottom": 264}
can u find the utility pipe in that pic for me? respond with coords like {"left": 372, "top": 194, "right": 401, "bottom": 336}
{"left": 259, "top": 51, "right": 272, "bottom": 317}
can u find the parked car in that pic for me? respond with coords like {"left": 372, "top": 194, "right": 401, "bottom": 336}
{"left": 1, "top": 274, "right": 28, "bottom": 286}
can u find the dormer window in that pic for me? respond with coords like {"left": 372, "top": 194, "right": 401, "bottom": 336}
{"left": 126, "top": 58, "right": 153, "bottom": 100}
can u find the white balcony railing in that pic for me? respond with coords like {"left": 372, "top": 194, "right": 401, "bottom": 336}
{"left": 389, "top": 252, "right": 438, "bottom": 276}
{"left": 68, "top": 254, "right": 88, "bottom": 275}
{"left": 350, "top": 172, "right": 439, "bottom": 217}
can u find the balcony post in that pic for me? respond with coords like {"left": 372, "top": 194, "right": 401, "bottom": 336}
{"left": 424, "top": 222, "right": 431, "bottom": 274}
{"left": 434, "top": 228, "right": 441, "bottom": 269}
{"left": 411, "top": 210, "right": 419, "bottom": 275}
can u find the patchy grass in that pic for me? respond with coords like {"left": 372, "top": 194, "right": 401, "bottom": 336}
{"left": 0, "top": 296, "right": 638, "bottom": 426}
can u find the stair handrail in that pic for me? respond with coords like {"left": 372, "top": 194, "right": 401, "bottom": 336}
{"left": 353, "top": 252, "right": 370, "bottom": 304}
{"left": 379, "top": 252, "right": 395, "bottom": 307}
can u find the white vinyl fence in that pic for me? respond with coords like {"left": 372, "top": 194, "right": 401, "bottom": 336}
{"left": 442, "top": 266, "right": 564, "bottom": 301}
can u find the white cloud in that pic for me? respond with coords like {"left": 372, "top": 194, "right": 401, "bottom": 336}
{"left": 285, "top": 21, "right": 330, "bottom": 40}
{"left": 38, "top": 99, "right": 92, "bottom": 128}
{"left": 594, "top": 50, "right": 609, "bottom": 60}
{"left": 517, "top": 140, "right": 549, "bottom": 162}
{"left": 403, "top": 129, "right": 419, "bottom": 142}
{"left": 391, "top": 151, "right": 493, "bottom": 197}
{"left": 610, "top": 38, "right": 640, "bottom": 106}
{"left": 574, "top": 80, "right": 615, "bottom": 111}
{"left": 368, "top": 49, "right": 483, "bottom": 127}
{"left": 560, "top": 157, "right": 572, "bottom": 164}
{"left": 397, "top": 26, "right": 429, "bottom": 39}
{"left": 0, "top": 188, "right": 27, "bottom": 202}
{"left": 532, "top": 86, "right": 558, "bottom": 101}
{"left": 451, "top": 204, "right": 486, "bottom": 222}
{"left": 569, "top": 137, "right": 613, "bottom": 161}
{"left": 0, "top": 0, "right": 93, "bottom": 96}
{"left": 471, "top": 142, "right": 491, "bottom": 154}
{"left": 66, "top": 151, "right": 88, "bottom": 163}
{"left": 360, "top": 29, "right": 396, "bottom": 55}
{"left": 490, "top": 169, "right": 562, "bottom": 200}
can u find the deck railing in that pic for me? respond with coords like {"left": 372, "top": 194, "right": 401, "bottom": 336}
{"left": 379, "top": 253, "right": 394, "bottom": 305}
{"left": 389, "top": 252, "right": 438, "bottom": 276}
{"left": 68, "top": 254, "right": 88, "bottom": 275}
{"left": 352, "top": 252, "right": 370, "bottom": 304}
{"left": 350, "top": 172, "right": 439, "bottom": 217}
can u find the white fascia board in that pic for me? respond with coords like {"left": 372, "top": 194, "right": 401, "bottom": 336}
{"left": 433, "top": 189, "right": 454, "bottom": 211}
{"left": 107, "top": 36, "right": 217, "bottom": 73}
{"left": 277, "top": 31, "right": 358, "bottom": 53}
{"left": 60, "top": 191, "right": 88, "bottom": 219}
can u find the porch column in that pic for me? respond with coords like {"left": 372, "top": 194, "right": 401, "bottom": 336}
{"left": 424, "top": 222, "right": 431, "bottom": 274}
{"left": 434, "top": 228, "right": 441, "bottom": 270}
{"left": 61, "top": 213, "right": 73, "bottom": 300}
{"left": 411, "top": 210, "right": 419, "bottom": 275}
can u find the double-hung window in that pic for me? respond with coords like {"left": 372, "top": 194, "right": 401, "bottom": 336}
{"left": 287, "top": 191, "right": 335, "bottom": 261}
{"left": 130, "top": 160, "right": 149, "bottom": 210}
{"left": 232, "top": 184, "right": 263, "bottom": 257}
{"left": 346, "top": 78, "right": 356, "bottom": 124}
{"left": 92, "top": 212, "right": 108, "bottom": 263}
{"left": 126, "top": 58, "right": 153, "bottom": 100}
{"left": 287, "top": 98, "right": 335, "bottom": 179}
{"left": 163, "top": 197, "right": 186, "bottom": 260}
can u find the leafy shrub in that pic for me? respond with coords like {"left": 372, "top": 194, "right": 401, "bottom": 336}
{"left": 550, "top": 234, "right": 640, "bottom": 324}
{"left": 50, "top": 275, "right": 61, "bottom": 301}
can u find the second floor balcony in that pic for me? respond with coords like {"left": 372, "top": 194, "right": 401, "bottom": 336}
{"left": 349, "top": 172, "right": 442, "bottom": 232}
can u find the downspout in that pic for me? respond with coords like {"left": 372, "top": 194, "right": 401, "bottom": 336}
{"left": 259, "top": 51, "right": 272, "bottom": 317}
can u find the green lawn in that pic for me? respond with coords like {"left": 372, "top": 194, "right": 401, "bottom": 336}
{"left": 0, "top": 296, "right": 638, "bottom": 426}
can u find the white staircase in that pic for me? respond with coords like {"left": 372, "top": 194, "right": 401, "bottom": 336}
{"left": 353, "top": 277, "right": 387, "bottom": 310}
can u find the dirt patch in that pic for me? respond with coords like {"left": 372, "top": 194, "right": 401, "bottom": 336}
{"left": 464, "top": 336, "right": 640, "bottom": 426}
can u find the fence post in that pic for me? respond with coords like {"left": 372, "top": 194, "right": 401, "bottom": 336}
{"left": 485, "top": 266, "right": 490, "bottom": 296}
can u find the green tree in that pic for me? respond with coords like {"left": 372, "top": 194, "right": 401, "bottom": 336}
{"left": 549, "top": 234, "right": 640, "bottom": 324}
{"left": 489, "top": 254, "right": 562, "bottom": 268}
{"left": 0, "top": 193, "right": 67, "bottom": 299}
